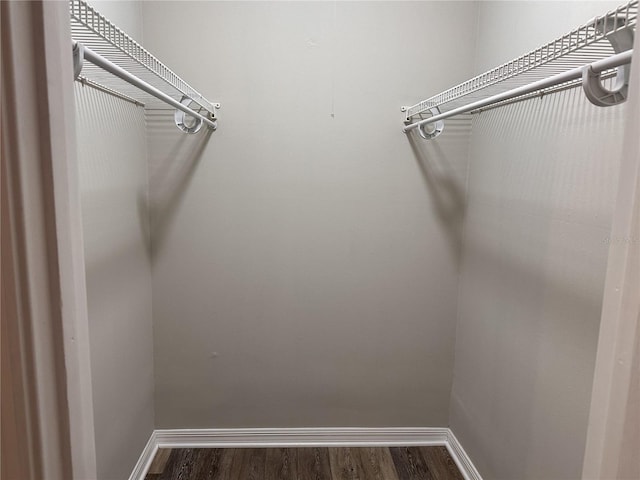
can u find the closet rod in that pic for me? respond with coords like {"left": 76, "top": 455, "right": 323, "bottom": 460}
{"left": 403, "top": 49, "right": 633, "bottom": 133}
{"left": 73, "top": 41, "right": 217, "bottom": 130}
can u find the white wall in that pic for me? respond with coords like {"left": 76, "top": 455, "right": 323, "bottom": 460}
{"left": 142, "top": 1, "right": 477, "bottom": 428}
{"left": 583, "top": 30, "right": 640, "bottom": 479}
{"left": 75, "top": 84, "right": 154, "bottom": 480}
{"left": 74, "top": 3, "right": 153, "bottom": 479}
{"left": 450, "top": 2, "right": 628, "bottom": 479}
{"left": 86, "top": 0, "right": 143, "bottom": 41}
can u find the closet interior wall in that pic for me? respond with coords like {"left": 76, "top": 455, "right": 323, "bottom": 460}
{"left": 74, "top": 2, "right": 154, "bottom": 480}
{"left": 72, "top": 1, "right": 634, "bottom": 480}
{"left": 143, "top": 1, "right": 477, "bottom": 428}
{"left": 449, "top": 2, "right": 630, "bottom": 479}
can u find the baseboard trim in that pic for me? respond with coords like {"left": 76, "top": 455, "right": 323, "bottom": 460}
{"left": 154, "top": 427, "right": 450, "bottom": 448}
{"left": 446, "top": 429, "right": 482, "bottom": 480}
{"left": 130, "top": 427, "right": 482, "bottom": 480}
{"left": 127, "top": 431, "right": 157, "bottom": 480}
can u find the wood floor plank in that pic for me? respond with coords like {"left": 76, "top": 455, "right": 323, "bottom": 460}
{"left": 147, "top": 446, "right": 464, "bottom": 480}
{"left": 265, "top": 448, "right": 298, "bottom": 480}
{"left": 389, "top": 446, "right": 435, "bottom": 480}
{"left": 190, "top": 448, "right": 235, "bottom": 480}
{"left": 419, "top": 446, "right": 464, "bottom": 480}
{"left": 227, "top": 449, "right": 244, "bottom": 480}
{"left": 297, "top": 447, "right": 333, "bottom": 480}
{"left": 228, "top": 448, "right": 265, "bottom": 480}
{"left": 148, "top": 448, "right": 173, "bottom": 475}
{"left": 354, "top": 448, "right": 399, "bottom": 480}
{"left": 156, "top": 449, "right": 200, "bottom": 480}
{"left": 329, "top": 447, "right": 363, "bottom": 480}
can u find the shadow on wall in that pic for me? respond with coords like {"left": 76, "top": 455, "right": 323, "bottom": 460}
{"left": 74, "top": 83, "right": 152, "bottom": 276}
{"left": 142, "top": 109, "right": 213, "bottom": 259}
{"left": 406, "top": 117, "right": 471, "bottom": 266}
{"left": 450, "top": 85, "right": 625, "bottom": 479}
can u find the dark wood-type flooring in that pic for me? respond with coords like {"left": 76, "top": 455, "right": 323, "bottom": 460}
{"left": 145, "top": 446, "right": 464, "bottom": 480}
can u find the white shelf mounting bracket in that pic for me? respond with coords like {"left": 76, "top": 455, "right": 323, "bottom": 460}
{"left": 582, "top": 14, "right": 635, "bottom": 106}
{"left": 73, "top": 41, "right": 84, "bottom": 80}
{"left": 401, "top": 106, "right": 444, "bottom": 138}
{"left": 174, "top": 97, "right": 220, "bottom": 134}
{"left": 417, "top": 107, "right": 444, "bottom": 140}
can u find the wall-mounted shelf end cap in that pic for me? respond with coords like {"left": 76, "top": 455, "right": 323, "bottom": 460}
{"left": 581, "top": 12, "right": 635, "bottom": 107}
{"left": 175, "top": 97, "right": 221, "bottom": 133}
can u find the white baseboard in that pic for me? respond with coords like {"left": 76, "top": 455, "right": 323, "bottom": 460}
{"left": 154, "top": 427, "right": 450, "bottom": 448}
{"left": 130, "top": 427, "right": 481, "bottom": 480}
{"left": 446, "top": 429, "right": 483, "bottom": 480}
{"left": 128, "top": 431, "right": 157, "bottom": 480}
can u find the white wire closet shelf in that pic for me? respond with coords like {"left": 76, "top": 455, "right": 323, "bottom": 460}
{"left": 70, "top": 0, "right": 220, "bottom": 133}
{"left": 403, "top": 0, "right": 637, "bottom": 139}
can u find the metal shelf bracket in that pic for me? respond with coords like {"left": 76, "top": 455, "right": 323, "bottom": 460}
{"left": 73, "top": 41, "right": 84, "bottom": 79}
{"left": 417, "top": 108, "right": 444, "bottom": 140}
{"left": 582, "top": 15, "right": 635, "bottom": 107}
{"left": 174, "top": 97, "right": 220, "bottom": 133}
{"left": 401, "top": 106, "right": 444, "bottom": 138}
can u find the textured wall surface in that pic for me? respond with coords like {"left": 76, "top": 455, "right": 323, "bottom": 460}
{"left": 74, "top": 2, "right": 154, "bottom": 474}
{"left": 142, "top": 1, "right": 477, "bottom": 428}
{"left": 449, "top": 2, "right": 627, "bottom": 479}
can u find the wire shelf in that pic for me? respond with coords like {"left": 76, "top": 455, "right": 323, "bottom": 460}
{"left": 70, "top": 0, "right": 218, "bottom": 116}
{"left": 404, "top": 0, "right": 637, "bottom": 121}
